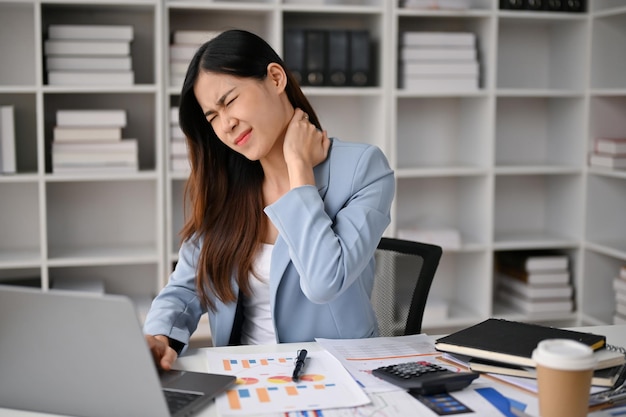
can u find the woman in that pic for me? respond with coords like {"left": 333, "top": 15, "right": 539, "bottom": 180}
{"left": 144, "top": 29, "right": 395, "bottom": 370}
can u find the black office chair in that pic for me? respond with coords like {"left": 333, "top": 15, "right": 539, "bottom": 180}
{"left": 371, "top": 237, "right": 443, "bottom": 337}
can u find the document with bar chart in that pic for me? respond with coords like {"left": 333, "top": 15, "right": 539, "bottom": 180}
{"left": 206, "top": 349, "right": 370, "bottom": 415}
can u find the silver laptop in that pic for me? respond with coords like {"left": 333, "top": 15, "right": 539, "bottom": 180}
{"left": 0, "top": 285, "right": 235, "bottom": 417}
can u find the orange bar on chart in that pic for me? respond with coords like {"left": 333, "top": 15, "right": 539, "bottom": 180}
{"left": 256, "top": 387, "right": 271, "bottom": 403}
{"left": 285, "top": 386, "right": 298, "bottom": 396}
{"left": 227, "top": 390, "right": 241, "bottom": 410}
{"left": 222, "top": 359, "right": 232, "bottom": 371}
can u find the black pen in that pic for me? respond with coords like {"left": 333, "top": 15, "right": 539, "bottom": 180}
{"left": 292, "top": 349, "right": 308, "bottom": 382}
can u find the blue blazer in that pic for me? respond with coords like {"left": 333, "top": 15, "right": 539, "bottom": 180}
{"left": 143, "top": 138, "right": 395, "bottom": 348}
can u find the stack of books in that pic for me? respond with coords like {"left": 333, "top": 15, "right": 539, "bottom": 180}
{"left": 399, "top": 31, "right": 479, "bottom": 92}
{"left": 588, "top": 137, "right": 626, "bottom": 170}
{"left": 169, "top": 30, "right": 219, "bottom": 88}
{"left": 44, "top": 24, "right": 134, "bottom": 86}
{"left": 495, "top": 251, "right": 573, "bottom": 314}
{"left": 51, "top": 109, "right": 138, "bottom": 174}
{"left": 435, "top": 318, "right": 626, "bottom": 388}
{"left": 169, "top": 106, "right": 189, "bottom": 173}
{"left": 614, "top": 266, "right": 626, "bottom": 324}
{"left": 0, "top": 105, "right": 16, "bottom": 174}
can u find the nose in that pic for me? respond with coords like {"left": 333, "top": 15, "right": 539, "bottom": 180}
{"left": 221, "top": 112, "right": 237, "bottom": 133}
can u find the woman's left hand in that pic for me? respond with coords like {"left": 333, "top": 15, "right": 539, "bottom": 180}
{"left": 283, "top": 108, "right": 330, "bottom": 187}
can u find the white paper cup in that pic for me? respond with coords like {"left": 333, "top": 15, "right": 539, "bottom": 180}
{"left": 532, "top": 339, "right": 598, "bottom": 417}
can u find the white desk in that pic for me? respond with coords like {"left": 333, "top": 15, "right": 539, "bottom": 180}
{"left": 3, "top": 324, "right": 625, "bottom": 417}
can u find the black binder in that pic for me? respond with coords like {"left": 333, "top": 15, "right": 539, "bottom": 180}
{"left": 563, "top": 0, "right": 585, "bottom": 12}
{"left": 304, "top": 30, "right": 326, "bottom": 87}
{"left": 500, "top": 0, "right": 524, "bottom": 9}
{"left": 524, "top": 0, "right": 543, "bottom": 10}
{"left": 349, "top": 30, "right": 371, "bottom": 87}
{"left": 543, "top": 0, "right": 563, "bottom": 10}
{"left": 283, "top": 29, "right": 306, "bottom": 86}
{"left": 326, "top": 30, "right": 349, "bottom": 87}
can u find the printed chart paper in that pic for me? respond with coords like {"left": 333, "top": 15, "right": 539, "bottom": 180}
{"left": 206, "top": 349, "right": 370, "bottom": 415}
{"left": 317, "top": 334, "right": 442, "bottom": 392}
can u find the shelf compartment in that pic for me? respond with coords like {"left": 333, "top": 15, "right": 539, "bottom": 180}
{"left": 492, "top": 300, "right": 578, "bottom": 324}
{"left": 0, "top": 92, "right": 38, "bottom": 174}
{"left": 427, "top": 250, "right": 491, "bottom": 324}
{"left": 41, "top": 3, "right": 157, "bottom": 85}
{"left": 397, "top": 15, "right": 494, "bottom": 91}
{"left": 0, "top": 268, "right": 42, "bottom": 288}
{"left": 0, "top": 2, "right": 36, "bottom": 87}
{"left": 591, "top": 11, "right": 626, "bottom": 90}
{"left": 585, "top": 174, "right": 626, "bottom": 255}
{"left": 0, "top": 182, "right": 41, "bottom": 267}
{"left": 396, "top": 175, "right": 491, "bottom": 248}
{"left": 497, "top": 17, "right": 588, "bottom": 91}
{"left": 492, "top": 246, "right": 579, "bottom": 321}
{"left": 590, "top": 0, "right": 626, "bottom": 13}
{"left": 49, "top": 263, "right": 159, "bottom": 300}
{"left": 46, "top": 180, "right": 159, "bottom": 262}
{"left": 589, "top": 95, "right": 626, "bottom": 141}
{"left": 397, "top": 0, "right": 493, "bottom": 13}
{"left": 581, "top": 249, "right": 625, "bottom": 325}
{"left": 43, "top": 93, "right": 157, "bottom": 173}
{"left": 495, "top": 96, "right": 585, "bottom": 168}
{"left": 494, "top": 174, "right": 583, "bottom": 247}
{"left": 283, "top": 11, "right": 384, "bottom": 87}
{"left": 308, "top": 95, "right": 384, "bottom": 149}
{"left": 396, "top": 96, "right": 491, "bottom": 169}
{"left": 168, "top": 7, "right": 274, "bottom": 45}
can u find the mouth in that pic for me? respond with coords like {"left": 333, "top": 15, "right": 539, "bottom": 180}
{"left": 234, "top": 129, "right": 252, "bottom": 146}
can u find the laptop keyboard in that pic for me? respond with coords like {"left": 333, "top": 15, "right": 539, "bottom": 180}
{"left": 163, "top": 389, "right": 203, "bottom": 414}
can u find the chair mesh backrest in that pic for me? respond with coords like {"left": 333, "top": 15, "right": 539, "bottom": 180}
{"left": 371, "top": 238, "right": 442, "bottom": 337}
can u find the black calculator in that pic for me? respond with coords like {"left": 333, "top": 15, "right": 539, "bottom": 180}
{"left": 372, "top": 360, "right": 479, "bottom": 395}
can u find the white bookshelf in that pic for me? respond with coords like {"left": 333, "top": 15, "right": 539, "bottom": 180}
{"left": 1, "top": 0, "right": 625, "bottom": 338}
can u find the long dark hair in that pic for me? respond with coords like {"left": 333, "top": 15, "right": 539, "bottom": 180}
{"left": 178, "top": 29, "right": 321, "bottom": 310}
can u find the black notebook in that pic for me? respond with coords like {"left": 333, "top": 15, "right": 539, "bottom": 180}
{"left": 453, "top": 355, "right": 625, "bottom": 387}
{"left": 435, "top": 318, "right": 607, "bottom": 368}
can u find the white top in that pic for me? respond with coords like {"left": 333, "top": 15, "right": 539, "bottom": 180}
{"left": 240, "top": 243, "right": 276, "bottom": 345}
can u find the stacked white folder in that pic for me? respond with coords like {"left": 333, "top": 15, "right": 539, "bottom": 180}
{"left": 44, "top": 24, "right": 134, "bottom": 86}
{"left": 399, "top": 31, "right": 479, "bottom": 92}
{"left": 51, "top": 109, "right": 138, "bottom": 173}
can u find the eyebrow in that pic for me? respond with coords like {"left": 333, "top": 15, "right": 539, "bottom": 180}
{"left": 204, "top": 87, "right": 236, "bottom": 117}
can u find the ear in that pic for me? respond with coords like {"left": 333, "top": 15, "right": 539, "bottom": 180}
{"left": 266, "top": 62, "right": 287, "bottom": 93}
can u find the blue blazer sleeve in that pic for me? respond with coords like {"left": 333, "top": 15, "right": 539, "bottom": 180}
{"left": 265, "top": 139, "right": 395, "bottom": 303}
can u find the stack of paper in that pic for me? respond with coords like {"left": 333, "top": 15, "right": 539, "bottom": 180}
{"left": 44, "top": 24, "right": 134, "bottom": 86}
{"left": 399, "top": 31, "right": 479, "bottom": 92}
{"left": 589, "top": 137, "right": 626, "bottom": 171}
{"left": 51, "top": 109, "right": 138, "bottom": 174}
{"left": 495, "top": 250, "right": 574, "bottom": 314}
{"left": 169, "top": 30, "right": 219, "bottom": 88}
{"left": 169, "top": 106, "right": 189, "bottom": 174}
{"left": 614, "top": 266, "right": 626, "bottom": 324}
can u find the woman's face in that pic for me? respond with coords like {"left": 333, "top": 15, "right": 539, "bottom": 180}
{"left": 193, "top": 66, "right": 291, "bottom": 161}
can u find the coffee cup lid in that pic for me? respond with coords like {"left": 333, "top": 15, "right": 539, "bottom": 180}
{"left": 532, "top": 339, "right": 598, "bottom": 370}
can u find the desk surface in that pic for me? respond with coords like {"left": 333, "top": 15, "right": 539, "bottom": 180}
{"left": 3, "top": 324, "right": 626, "bottom": 417}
